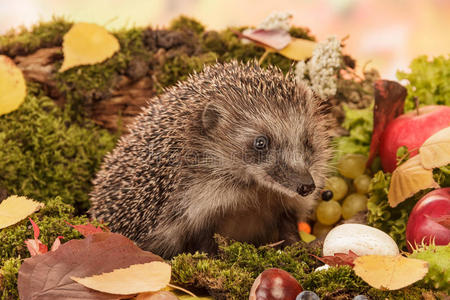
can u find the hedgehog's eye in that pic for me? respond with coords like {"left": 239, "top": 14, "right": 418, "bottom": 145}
{"left": 254, "top": 135, "right": 269, "bottom": 151}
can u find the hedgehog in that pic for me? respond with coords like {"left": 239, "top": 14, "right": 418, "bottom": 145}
{"left": 89, "top": 61, "right": 332, "bottom": 258}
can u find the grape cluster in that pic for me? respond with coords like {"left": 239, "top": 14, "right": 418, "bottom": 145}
{"left": 313, "top": 154, "right": 371, "bottom": 238}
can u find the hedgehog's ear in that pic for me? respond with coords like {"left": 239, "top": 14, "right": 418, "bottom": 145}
{"left": 202, "top": 102, "right": 221, "bottom": 134}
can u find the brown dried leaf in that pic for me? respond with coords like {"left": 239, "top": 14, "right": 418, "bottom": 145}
{"left": 420, "top": 127, "right": 450, "bottom": 169}
{"left": 388, "top": 155, "right": 439, "bottom": 207}
{"left": 367, "top": 80, "right": 407, "bottom": 167}
{"left": 72, "top": 261, "right": 171, "bottom": 295}
{"left": 65, "top": 221, "right": 104, "bottom": 237}
{"left": 0, "top": 55, "right": 27, "bottom": 116}
{"left": 0, "top": 196, "right": 44, "bottom": 229}
{"left": 353, "top": 255, "right": 428, "bottom": 290}
{"left": 60, "top": 23, "right": 120, "bottom": 72}
{"left": 312, "top": 250, "right": 359, "bottom": 267}
{"left": 18, "top": 232, "right": 163, "bottom": 299}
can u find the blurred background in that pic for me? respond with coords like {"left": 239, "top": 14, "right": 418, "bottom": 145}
{"left": 1, "top": 0, "right": 449, "bottom": 79}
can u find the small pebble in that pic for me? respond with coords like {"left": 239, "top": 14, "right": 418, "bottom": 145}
{"left": 353, "top": 295, "right": 369, "bottom": 300}
{"left": 314, "top": 264, "right": 330, "bottom": 272}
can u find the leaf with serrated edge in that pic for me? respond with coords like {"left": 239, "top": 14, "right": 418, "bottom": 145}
{"left": 388, "top": 155, "right": 439, "bottom": 207}
{"left": 353, "top": 255, "right": 428, "bottom": 290}
{"left": 18, "top": 232, "right": 163, "bottom": 299}
{"left": 60, "top": 23, "right": 120, "bottom": 72}
{"left": 0, "top": 55, "right": 27, "bottom": 115}
{"left": 0, "top": 196, "right": 44, "bottom": 229}
{"left": 72, "top": 261, "right": 171, "bottom": 294}
{"left": 420, "top": 127, "right": 450, "bottom": 169}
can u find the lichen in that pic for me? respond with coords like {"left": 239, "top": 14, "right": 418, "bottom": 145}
{"left": 0, "top": 84, "right": 117, "bottom": 211}
{"left": 0, "top": 258, "right": 21, "bottom": 300}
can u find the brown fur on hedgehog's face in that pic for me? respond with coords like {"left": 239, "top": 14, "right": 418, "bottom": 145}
{"left": 198, "top": 80, "right": 331, "bottom": 202}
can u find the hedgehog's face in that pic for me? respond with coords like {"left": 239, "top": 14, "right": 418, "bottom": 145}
{"left": 200, "top": 96, "right": 330, "bottom": 201}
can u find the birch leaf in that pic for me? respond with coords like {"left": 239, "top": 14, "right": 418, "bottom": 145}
{"left": 388, "top": 155, "right": 439, "bottom": 207}
{"left": 0, "top": 196, "right": 44, "bottom": 229}
{"left": 60, "top": 23, "right": 120, "bottom": 72}
{"left": 353, "top": 255, "right": 428, "bottom": 290}
{"left": 0, "top": 55, "right": 27, "bottom": 116}
{"left": 420, "top": 127, "right": 450, "bottom": 169}
{"left": 72, "top": 261, "right": 171, "bottom": 295}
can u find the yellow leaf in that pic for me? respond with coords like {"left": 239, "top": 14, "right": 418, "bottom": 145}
{"left": 71, "top": 261, "right": 171, "bottom": 295}
{"left": 353, "top": 255, "right": 428, "bottom": 290}
{"left": 0, "top": 196, "right": 44, "bottom": 229}
{"left": 0, "top": 55, "right": 26, "bottom": 116}
{"left": 299, "top": 230, "right": 316, "bottom": 243}
{"left": 276, "top": 38, "right": 316, "bottom": 61}
{"left": 420, "top": 127, "right": 450, "bottom": 169}
{"left": 388, "top": 155, "right": 439, "bottom": 207}
{"left": 60, "top": 23, "right": 120, "bottom": 72}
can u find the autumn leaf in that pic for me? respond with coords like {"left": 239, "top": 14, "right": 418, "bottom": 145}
{"left": 0, "top": 195, "right": 44, "bottom": 229}
{"left": 353, "top": 255, "right": 428, "bottom": 290}
{"left": 367, "top": 80, "right": 407, "bottom": 168}
{"left": 24, "top": 218, "right": 48, "bottom": 256}
{"left": 18, "top": 232, "right": 163, "bottom": 299}
{"left": 312, "top": 250, "right": 359, "bottom": 267}
{"left": 65, "top": 221, "right": 104, "bottom": 236}
{"left": 0, "top": 55, "right": 27, "bottom": 116}
{"left": 276, "top": 38, "right": 316, "bottom": 61}
{"left": 72, "top": 261, "right": 171, "bottom": 295}
{"left": 299, "top": 230, "right": 316, "bottom": 243}
{"left": 419, "top": 127, "right": 450, "bottom": 169}
{"left": 388, "top": 155, "right": 439, "bottom": 207}
{"left": 240, "top": 29, "right": 291, "bottom": 50}
{"left": 60, "top": 23, "right": 120, "bottom": 72}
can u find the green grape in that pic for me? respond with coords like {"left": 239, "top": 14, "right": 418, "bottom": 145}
{"left": 313, "top": 222, "right": 333, "bottom": 238}
{"left": 353, "top": 174, "right": 371, "bottom": 194}
{"left": 324, "top": 176, "right": 348, "bottom": 201}
{"left": 342, "top": 193, "right": 368, "bottom": 220}
{"left": 316, "top": 200, "right": 342, "bottom": 225}
{"left": 337, "top": 154, "right": 368, "bottom": 179}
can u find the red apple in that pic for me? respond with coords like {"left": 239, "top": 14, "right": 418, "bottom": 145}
{"left": 379, "top": 105, "right": 450, "bottom": 173}
{"left": 406, "top": 188, "right": 450, "bottom": 251}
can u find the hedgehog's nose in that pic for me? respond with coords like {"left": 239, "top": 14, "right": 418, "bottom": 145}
{"left": 297, "top": 183, "right": 316, "bottom": 196}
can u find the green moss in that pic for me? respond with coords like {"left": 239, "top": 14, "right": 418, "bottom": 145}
{"left": 55, "top": 27, "right": 150, "bottom": 119}
{"left": 0, "top": 197, "right": 92, "bottom": 265}
{"left": 0, "top": 17, "right": 72, "bottom": 57}
{"left": 0, "top": 258, "right": 21, "bottom": 300}
{"left": 0, "top": 84, "right": 117, "bottom": 211}
{"left": 169, "top": 16, "right": 205, "bottom": 35}
{"left": 156, "top": 52, "right": 218, "bottom": 90}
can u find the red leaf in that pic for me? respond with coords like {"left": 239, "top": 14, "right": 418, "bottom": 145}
{"left": 312, "top": 250, "right": 359, "bottom": 267}
{"left": 25, "top": 218, "right": 48, "bottom": 256}
{"left": 50, "top": 236, "right": 64, "bottom": 252}
{"left": 65, "top": 221, "right": 104, "bottom": 237}
{"left": 238, "top": 29, "right": 291, "bottom": 50}
{"left": 24, "top": 239, "right": 48, "bottom": 256}
{"left": 18, "top": 232, "right": 163, "bottom": 300}
{"left": 29, "top": 217, "right": 40, "bottom": 239}
{"left": 366, "top": 80, "right": 407, "bottom": 168}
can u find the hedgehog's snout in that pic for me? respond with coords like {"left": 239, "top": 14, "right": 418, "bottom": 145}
{"left": 296, "top": 175, "right": 316, "bottom": 196}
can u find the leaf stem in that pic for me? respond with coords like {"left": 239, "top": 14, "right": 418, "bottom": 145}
{"left": 167, "top": 283, "right": 197, "bottom": 297}
{"left": 258, "top": 49, "right": 270, "bottom": 65}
